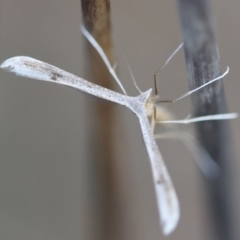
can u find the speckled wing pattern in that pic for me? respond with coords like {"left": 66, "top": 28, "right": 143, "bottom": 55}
{"left": 1, "top": 56, "right": 179, "bottom": 235}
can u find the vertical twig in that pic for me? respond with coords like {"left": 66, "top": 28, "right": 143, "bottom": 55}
{"left": 81, "top": 1, "right": 117, "bottom": 240}
{"left": 176, "top": 0, "right": 234, "bottom": 239}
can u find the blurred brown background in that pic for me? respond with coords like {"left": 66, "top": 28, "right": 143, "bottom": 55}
{"left": 0, "top": 0, "right": 240, "bottom": 240}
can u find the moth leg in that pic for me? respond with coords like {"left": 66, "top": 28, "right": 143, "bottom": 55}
{"left": 155, "top": 130, "right": 220, "bottom": 179}
{"left": 150, "top": 106, "right": 157, "bottom": 133}
{"left": 156, "top": 113, "right": 238, "bottom": 125}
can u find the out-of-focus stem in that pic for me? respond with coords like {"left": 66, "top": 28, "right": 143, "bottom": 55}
{"left": 81, "top": 1, "right": 118, "bottom": 240}
{"left": 176, "top": 0, "right": 234, "bottom": 239}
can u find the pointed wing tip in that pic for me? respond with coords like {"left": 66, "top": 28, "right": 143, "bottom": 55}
{"left": 1, "top": 57, "right": 42, "bottom": 79}
{"left": 1, "top": 57, "right": 16, "bottom": 70}
{"left": 156, "top": 182, "right": 180, "bottom": 235}
{"left": 162, "top": 212, "right": 180, "bottom": 235}
{"left": 1, "top": 56, "right": 27, "bottom": 71}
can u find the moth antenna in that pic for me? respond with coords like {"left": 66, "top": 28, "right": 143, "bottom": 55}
{"left": 80, "top": 24, "right": 127, "bottom": 95}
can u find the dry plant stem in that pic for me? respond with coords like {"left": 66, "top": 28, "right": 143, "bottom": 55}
{"left": 176, "top": 0, "right": 234, "bottom": 239}
{"left": 81, "top": 1, "right": 118, "bottom": 240}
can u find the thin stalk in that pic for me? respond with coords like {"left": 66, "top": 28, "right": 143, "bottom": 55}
{"left": 176, "top": 0, "right": 234, "bottom": 239}
{"left": 81, "top": 1, "right": 118, "bottom": 240}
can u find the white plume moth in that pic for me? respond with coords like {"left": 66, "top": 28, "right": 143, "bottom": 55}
{"left": 0, "top": 25, "right": 237, "bottom": 235}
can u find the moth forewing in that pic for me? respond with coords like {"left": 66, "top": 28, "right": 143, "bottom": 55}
{"left": 127, "top": 92, "right": 180, "bottom": 235}
{"left": 1, "top": 57, "right": 129, "bottom": 107}
{"left": 136, "top": 110, "right": 179, "bottom": 235}
{"left": 1, "top": 56, "right": 180, "bottom": 235}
